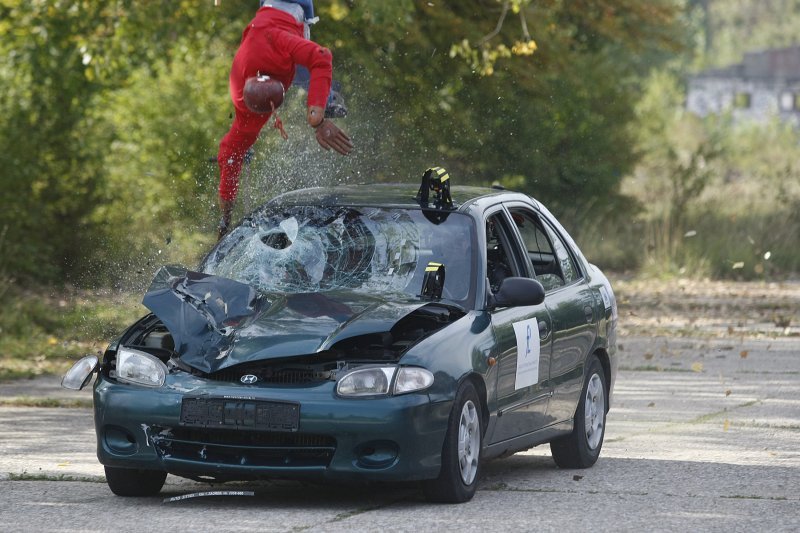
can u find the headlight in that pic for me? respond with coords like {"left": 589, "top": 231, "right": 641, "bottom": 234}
{"left": 336, "top": 367, "right": 395, "bottom": 396}
{"left": 115, "top": 347, "right": 167, "bottom": 388}
{"left": 336, "top": 366, "right": 435, "bottom": 397}
{"left": 394, "top": 367, "right": 434, "bottom": 394}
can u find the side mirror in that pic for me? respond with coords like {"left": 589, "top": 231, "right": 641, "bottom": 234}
{"left": 61, "top": 355, "right": 99, "bottom": 390}
{"left": 491, "top": 277, "right": 545, "bottom": 309}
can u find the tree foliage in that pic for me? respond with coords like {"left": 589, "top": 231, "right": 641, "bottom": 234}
{"left": 0, "top": 0, "right": 246, "bottom": 283}
{"left": 0, "top": 0, "right": 684, "bottom": 285}
{"left": 692, "top": 0, "right": 800, "bottom": 68}
{"left": 315, "top": 0, "right": 684, "bottom": 227}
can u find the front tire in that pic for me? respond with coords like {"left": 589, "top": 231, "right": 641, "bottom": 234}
{"left": 104, "top": 466, "right": 166, "bottom": 496}
{"left": 550, "top": 355, "right": 607, "bottom": 469}
{"left": 423, "top": 380, "right": 483, "bottom": 503}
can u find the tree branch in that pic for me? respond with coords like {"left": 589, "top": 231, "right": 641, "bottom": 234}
{"left": 477, "top": 0, "right": 510, "bottom": 47}
{"left": 519, "top": 9, "right": 531, "bottom": 41}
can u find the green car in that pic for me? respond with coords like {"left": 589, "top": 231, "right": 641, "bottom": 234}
{"left": 64, "top": 180, "right": 617, "bottom": 503}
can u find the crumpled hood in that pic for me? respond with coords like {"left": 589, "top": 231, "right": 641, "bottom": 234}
{"left": 142, "top": 266, "right": 431, "bottom": 373}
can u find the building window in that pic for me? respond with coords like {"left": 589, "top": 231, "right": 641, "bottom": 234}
{"left": 780, "top": 92, "right": 794, "bottom": 111}
{"left": 734, "top": 92, "right": 751, "bottom": 109}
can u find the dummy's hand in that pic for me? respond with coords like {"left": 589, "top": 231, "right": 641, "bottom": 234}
{"left": 314, "top": 119, "right": 354, "bottom": 156}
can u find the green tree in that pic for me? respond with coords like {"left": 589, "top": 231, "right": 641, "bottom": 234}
{"left": 0, "top": 0, "right": 245, "bottom": 283}
{"left": 695, "top": 0, "right": 800, "bottom": 68}
{"left": 314, "top": 0, "right": 684, "bottom": 226}
{"left": 0, "top": 0, "right": 687, "bottom": 285}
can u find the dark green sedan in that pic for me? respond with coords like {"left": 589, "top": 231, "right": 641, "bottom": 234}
{"left": 63, "top": 181, "right": 618, "bottom": 503}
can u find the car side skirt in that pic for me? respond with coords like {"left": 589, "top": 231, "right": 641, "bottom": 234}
{"left": 482, "top": 420, "right": 573, "bottom": 460}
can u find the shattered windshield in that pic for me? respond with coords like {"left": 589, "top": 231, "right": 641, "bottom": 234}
{"left": 201, "top": 206, "right": 475, "bottom": 305}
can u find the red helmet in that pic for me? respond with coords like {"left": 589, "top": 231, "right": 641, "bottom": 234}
{"left": 243, "top": 75, "right": 285, "bottom": 114}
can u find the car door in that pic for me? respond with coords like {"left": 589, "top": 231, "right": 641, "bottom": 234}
{"left": 505, "top": 203, "right": 598, "bottom": 424}
{"left": 484, "top": 208, "right": 554, "bottom": 445}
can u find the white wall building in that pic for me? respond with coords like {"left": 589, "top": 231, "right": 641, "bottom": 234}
{"left": 687, "top": 46, "right": 800, "bottom": 125}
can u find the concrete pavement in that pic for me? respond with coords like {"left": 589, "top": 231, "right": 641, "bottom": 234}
{"left": 0, "top": 331, "right": 797, "bottom": 532}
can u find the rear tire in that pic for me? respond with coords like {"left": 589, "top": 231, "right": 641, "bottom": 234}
{"left": 104, "top": 466, "right": 166, "bottom": 497}
{"left": 550, "top": 355, "right": 607, "bottom": 469}
{"left": 423, "top": 380, "right": 482, "bottom": 503}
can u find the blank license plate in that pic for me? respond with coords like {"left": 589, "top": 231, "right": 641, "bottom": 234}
{"left": 180, "top": 397, "right": 299, "bottom": 432}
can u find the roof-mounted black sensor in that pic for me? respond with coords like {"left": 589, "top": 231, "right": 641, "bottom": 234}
{"left": 416, "top": 166, "right": 454, "bottom": 210}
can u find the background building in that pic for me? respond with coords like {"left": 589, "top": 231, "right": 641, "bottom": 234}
{"left": 687, "top": 46, "right": 800, "bottom": 124}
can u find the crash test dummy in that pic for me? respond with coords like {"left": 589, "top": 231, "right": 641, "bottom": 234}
{"left": 217, "top": 0, "right": 353, "bottom": 239}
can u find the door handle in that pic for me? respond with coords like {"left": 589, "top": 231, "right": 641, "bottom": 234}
{"left": 584, "top": 305, "right": 594, "bottom": 323}
{"left": 538, "top": 320, "right": 550, "bottom": 339}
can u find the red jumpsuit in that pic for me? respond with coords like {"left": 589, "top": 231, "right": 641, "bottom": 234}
{"left": 218, "top": 7, "right": 333, "bottom": 203}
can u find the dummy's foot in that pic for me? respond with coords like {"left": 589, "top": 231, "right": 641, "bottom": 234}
{"left": 217, "top": 198, "right": 234, "bottom": 241}
{"left": 325, "top": 90, "right": 347, "bottom": 119}
{"left": 217, "top": 217, "right": 229, "bottom": 241}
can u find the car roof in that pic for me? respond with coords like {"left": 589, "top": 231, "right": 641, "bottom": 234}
{"left": 266, "top": 183, "right": 536, "bottom": 212}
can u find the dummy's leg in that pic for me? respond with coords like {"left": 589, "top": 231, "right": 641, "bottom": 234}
{"left": 217, "top": 110, "right": 269, "bottom": 239}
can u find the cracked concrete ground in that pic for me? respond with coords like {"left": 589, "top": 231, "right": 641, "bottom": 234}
{"left": 0, "top": 280, "right": 798, "bottom": 532}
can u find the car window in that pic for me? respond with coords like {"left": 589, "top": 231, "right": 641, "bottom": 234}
{"left": 485, "top": 212, "right": 519, "bottom": 293}
{"left": 543, "top": 222, "right": 580, "bottom": 284}
{"left": 201, "top": 206, "right": 475, "bottom": 305}
{"left": 508, "top": 209, "right": 565, "bottom": 291}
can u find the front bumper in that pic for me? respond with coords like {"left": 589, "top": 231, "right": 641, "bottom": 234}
{"left": 93, "top": 372, "right": 451, "bottom": 482}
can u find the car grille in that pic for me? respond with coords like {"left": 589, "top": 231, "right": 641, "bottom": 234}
{"left": 152, "top": 428, "right": 336, "bottom": 468}
{"left": 207, "top": 364, "right": 336, "bottom": 385}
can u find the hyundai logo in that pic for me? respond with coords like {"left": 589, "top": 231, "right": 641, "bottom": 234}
{"left": 240, "top": 374, "right": 258, "bottom": 384}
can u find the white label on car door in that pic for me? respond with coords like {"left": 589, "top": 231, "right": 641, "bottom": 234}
{"left": 513, "top": 318, "right": 541, "bottom": 390}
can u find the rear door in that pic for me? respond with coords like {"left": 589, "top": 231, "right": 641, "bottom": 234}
{"left": 484, "top": 208, "right": 554, "bottom": 445}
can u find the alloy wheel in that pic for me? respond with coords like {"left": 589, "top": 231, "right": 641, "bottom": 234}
{"left": 584, "top": 373, "right": 605, "bottom": 450}
{"left": 458, "top": 399, "right": 480, "bottom": 484}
